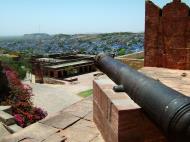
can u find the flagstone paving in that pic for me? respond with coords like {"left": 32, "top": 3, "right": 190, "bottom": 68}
{"left": 0, "top": 97, "right": 104, "bottom": 142}
{"left": 1, "top": 67, "right": 189, "bottom": 142}
{"left": 140, "top": 67, "right": 190, "bottom": 96}
{"left": 23, "top": 71, "right": 107, "bottom": 116}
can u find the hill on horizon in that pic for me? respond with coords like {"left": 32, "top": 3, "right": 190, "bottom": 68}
{"left": 0, "top": 32, "right": 144, "bottom": 56}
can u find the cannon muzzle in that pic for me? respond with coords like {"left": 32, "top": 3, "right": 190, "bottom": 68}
{"left": 95, "top": 53, "right": 190, "bottom": 142}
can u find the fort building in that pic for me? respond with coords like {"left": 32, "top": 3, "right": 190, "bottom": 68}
{"left": 31, "top": 54, "right": 96, "bottom": 83}
{"left": 1, "top": 1, "right": 190, "bottom": 142}
{"left": 144, "top": 0, "right": 190, "bottom": 70}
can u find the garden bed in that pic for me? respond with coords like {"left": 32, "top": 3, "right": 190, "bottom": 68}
{"left": 0, "top": 62, "right": 47, "bottom": 128}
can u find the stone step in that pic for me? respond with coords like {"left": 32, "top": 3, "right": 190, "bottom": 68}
{"left": 5, "top": 124, "right": 23, "bottom": 133}
{"left": 0, "top": 111, "right": 15, "bottom": 126}
{"left": 0, "top": 122, "right": 10, "bottom": 138}
{"left": 0, "top": 106, "right": 12, "bottom": 114}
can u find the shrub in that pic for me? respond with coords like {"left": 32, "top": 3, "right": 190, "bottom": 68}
{"left": 0, "top": 66, "right": 47, "bottom": 127}
{"left": 0, "top": 62, "right": 10, "bottom": 101}
{"left": 118, "top": 48, "right": 126, "bottom": 56}
{"left": 0, "top": 56, "right": 30, "bottom": 80}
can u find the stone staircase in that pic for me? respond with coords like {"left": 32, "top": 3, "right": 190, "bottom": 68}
{"left": 0, "top": 106, "right": 23, "bottom": 136}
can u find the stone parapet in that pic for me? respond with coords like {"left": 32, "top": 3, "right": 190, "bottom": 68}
{"left": 144, "top": 0, "right": 190, "bottom": 70}
{"left": 93, "top": 79, "right": 167, "bottom": 142}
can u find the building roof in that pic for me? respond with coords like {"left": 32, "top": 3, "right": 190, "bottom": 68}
{"left": 37, "top": 58, "right": 64, "bottom": 63}
{"left": 45, "top": 60, "right": 93, "bottom": 69}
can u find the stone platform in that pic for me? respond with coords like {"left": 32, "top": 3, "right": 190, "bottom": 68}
{"left": 140, "top": 67, "right": 190, "bottom": 97}
{"left": 93, "top": 67, "right": 190, "bottom": 142}
{"left": 0, "top": 97, "right": 104, "bottom": 142}
{"left": 1, "top": 67, "right": 189, "bottom": 142}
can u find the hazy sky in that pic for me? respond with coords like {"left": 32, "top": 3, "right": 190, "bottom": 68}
{"left": 0, "top": 0, "right": 189, "bottom": 36}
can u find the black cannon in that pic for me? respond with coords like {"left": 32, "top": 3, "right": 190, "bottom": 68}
{"left": 95, "top": 53, "right": 190, "bottom": 142}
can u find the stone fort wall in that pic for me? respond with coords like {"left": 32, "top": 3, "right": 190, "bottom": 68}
{"left": 144, "top": 0, "right": 190, "bottom": 70}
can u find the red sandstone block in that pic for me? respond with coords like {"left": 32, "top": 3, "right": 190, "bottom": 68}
{"left": 93, "top": 101, "right": 118, "bottom": 142}
{"left": 164, "top": 49, "right": 190, "bottom": 69}
{"left": 118, "top": 109, "right": 167, "bottom": 142}
{"left": 145, "top": 36, "right": 158, "bottom": 47}
{"left": 93, "top": 80, "right": 168, "bottom": 142}
{"left": 144, "top": 54, "right": 161, "bottom": 67}
{"left": 186, "top": 64, "right": 190, "bottom": 69}
{"left": 146, "top": 16, "right": 160, "bottom": 24}
{"left": 162, "top": 17, "right": 188, "bottom": 36}
{"left": 187, "top": 21, "right": 190, "bottom": 38}
{"left": 187, "top": 42, "right": 190, "bottom": 50}
{"left": 146, "top": 1, "right": 161, "bottom": 17}
{"left": 110, "top": 100, "right": 141, "bottom": 137}
{"left": 145, "top": 49, "right": 159, "bottom": 56}
{"left": 144, "top": 0, "right": 190, "bottom": 70}
{"left": 109, "top": 104, "right": 119, "bottom": 135}
{"left": 93, "top": 80, "right": 115, "bottom": 103}
{"left": 164, "top": 36, "right": 186, "bottom": 49}
{"left": 187, "top": 38, "right": 190, "bottom": 48}
{"left": 104, "top": 90, "right": 129, "bottom": 101}
{"left": 162, "top": 2, "right": 189, "bottom": 17}
{"left": 144, "top": 57, "right": 157, "bottom": 67}
{"left": 99, "top": 90, "right": 109, "bottom": 119}
{"left": 93, "top": 80, "right": 101, "bottom": 104}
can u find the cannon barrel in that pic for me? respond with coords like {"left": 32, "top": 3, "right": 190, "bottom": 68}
{"left": 95, "top": 53, "right": 190, "bottom": 142}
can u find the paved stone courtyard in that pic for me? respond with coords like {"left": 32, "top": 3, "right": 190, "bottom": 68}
{"left": 24, "top": 72, "right": 106, "bottom": 115}
{"left": 140, "top": 67, "right": 190, "bottom": 96}
{"left": 0, "top": 97, "right": 104, "bottom": 142}
{"left": 1, "top": 67, "right": 189, "bottom": 142}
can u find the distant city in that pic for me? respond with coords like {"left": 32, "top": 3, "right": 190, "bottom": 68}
{"left": 0, "top": 32, "right": 144, "bottom": 56}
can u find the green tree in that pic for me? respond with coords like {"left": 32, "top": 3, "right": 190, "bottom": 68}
{"left": 79, "top": 48, "right": 85, "bottom": 54}
{"left": 0, "top": 56, "right": 29, "bottom": 80}
{"left": 118, "top": 48, "right": 126, "bottom": 56}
